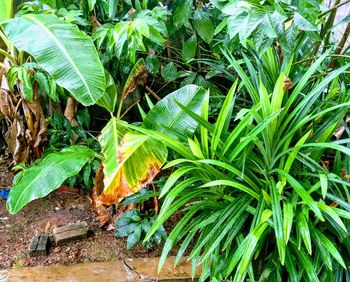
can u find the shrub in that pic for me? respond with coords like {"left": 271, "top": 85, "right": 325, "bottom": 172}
{"left": 139, "top": 53, "right": 350, "bottom": 281}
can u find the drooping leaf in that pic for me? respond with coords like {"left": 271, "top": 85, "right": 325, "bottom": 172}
{"left": 283, "top": 202, "right": 294, "bottom": 245}
{"left": 143, "top": 85, "right": 207, "bottom": 142}
{"left": 18, "top": 68, "right": 33, "bottom": 101}
{"left": 173, "top": 0, "right": 193, "bottom": 29}
{"left": 107, "top": 0, "right": 119, "bottom": 19}
{"left": 97, "top": 71, "right": 118, "bottom": 113}
{"left": 145, "top": 55, "right": 160, "bottom": 75}
{"left": 87, "top": 0, "right": 96, "bottom": 11}
{"left": 98, "top": 117, "right": 123, "bottom": 197}
{"left": 193, "top": 9, "right": 214, "bottom": 44}
{"left": 294, "top": 12, "right": 317, "bottom": 31}
{"left": 161, "top": 62, "right": 178, "bottom": 81}
{"left": 182, "top": 35, "right": 197, "bottom": 62}
{"left": 7, "top": 146, "right": 96, "bottom": 214}
{"left": 98, "top": 132, "right": 167, "bottom": 205}
{"left": 3, "top": 14, "right": 106, "bottom": 106}
{"left": 122, "top": 59, "right": 147, "bottom": 100}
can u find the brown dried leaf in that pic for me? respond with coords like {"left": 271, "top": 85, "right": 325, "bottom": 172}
{"left": 64, "top": 97, "right": 78, "bottom": 127}
{"left": 283, "top": 76, "right": 292, "bottom": 92}
{"left": 122, "top": 59, "right": 147, "bottom": 99}
{"left": 91, "top": 165, "right": 115, "bottom": 228}
{"left": 21, "top": 84, "right": 47, "bottom": 154}
{"left": 6, "top": 118, "right": 29, "bottom": 164}
{"left": 333, "top": 116, "right": 350, "bottom": 140}
{"left": 0, "top": 89, "right": 15, "bottom": 120}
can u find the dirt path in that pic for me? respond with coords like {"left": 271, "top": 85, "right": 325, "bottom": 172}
{"left": 0, "top": 169, "right": 164, "bottom": 269}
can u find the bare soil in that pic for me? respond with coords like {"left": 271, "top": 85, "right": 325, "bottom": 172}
{"left": 0, "top": 169, "right": 177, "bottom": 270}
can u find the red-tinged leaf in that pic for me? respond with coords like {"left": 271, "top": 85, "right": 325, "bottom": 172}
{"left": 98, "top": 132, "right": 167, "bottom": 205}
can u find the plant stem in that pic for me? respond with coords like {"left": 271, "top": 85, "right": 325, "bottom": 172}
{"left": 335, "top": 22, "right": 350, "bottom": 55}
{"left": 145, "top": 85, "right": 161, "bottom": 101}
{"left": 116, "top": 98, "right": 123, "bottom": 119}
{"left": 319, "top": 0, "right": 350, "bottom": 18}
{"left": 322, "top": 0, "right": 341, "bottom": 52}
{"left": 311, "top": 0, "right": 340, "bottom": 58}
{"left": 329, "top": 22, "right": 350, "bottom": 68}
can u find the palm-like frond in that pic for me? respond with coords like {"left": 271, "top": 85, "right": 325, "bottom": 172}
{"left": 136, "top": 51, "right": 350, "bottom": 281}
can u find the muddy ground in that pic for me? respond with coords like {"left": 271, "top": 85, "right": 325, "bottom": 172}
{"left": 0, "top": 168, "right": 178, "bottom": 269}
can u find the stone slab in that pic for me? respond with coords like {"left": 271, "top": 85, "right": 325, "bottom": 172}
{"left": 53, "top": 221, "right": 89, "bottom": 245}
{"left": 28, "top": 235, "right": 50, "bottom": 257}
{"left": 53, "top": 221, "right": 88, "bottom": 234}
{"left": 0, "top": 257, "right": 200, "bottom": 282}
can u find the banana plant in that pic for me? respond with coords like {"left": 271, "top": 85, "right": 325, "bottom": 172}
{"left": 5, "top": 55, "right": 206, "bottom": 214}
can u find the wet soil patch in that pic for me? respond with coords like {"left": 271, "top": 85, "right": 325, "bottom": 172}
{"left": 0, "top": 169, "right": 179, "bottom": 269}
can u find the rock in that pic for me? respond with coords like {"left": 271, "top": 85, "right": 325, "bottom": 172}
{"left": 53, "top": 221, "right": 89, "bottom": 245}
{"left": 28, "top": 235, "right": 50, "bottom": 257}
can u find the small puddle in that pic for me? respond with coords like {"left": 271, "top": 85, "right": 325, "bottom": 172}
{"left": 0, "top": 261, "right": 139, "bottom": 282}
{"left": 0, "top": 257, "right": 199, "bottom": 281}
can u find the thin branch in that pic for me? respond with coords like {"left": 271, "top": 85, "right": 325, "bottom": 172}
{"left": 336, "top": 22, "right": 350, "bottom": 54}
{"left": 120, "top": 92, "right": 152, "bottom": 119}
{"left": 293, "top": 54, "right": 350, "bottom": 65}
{"left": 319, "top": 0, "right": 350, "bottom": 18}
{"left": 145, "top": 85, "right": 161, "bottom": 101}
{"left": 311, "top": 0, "right": 340, "bottom": 59}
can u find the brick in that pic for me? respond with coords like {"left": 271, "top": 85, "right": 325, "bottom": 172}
{"left": 53, "top": 221, "right": 89, "bottom": 245}
{"left": 28, "top": 235, "right": 50, "bottom": 257}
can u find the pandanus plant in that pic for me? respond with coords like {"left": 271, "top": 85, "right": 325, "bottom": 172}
{"left": 124, "top": 51, "right": 350, "bottom": 280}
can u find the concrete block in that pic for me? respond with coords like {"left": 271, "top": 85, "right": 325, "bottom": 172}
{"left": 28, "top": 235, "right": 50, "bottom": 257}
{"left": 53, "top": 221, "right": 89, "bottom": 245}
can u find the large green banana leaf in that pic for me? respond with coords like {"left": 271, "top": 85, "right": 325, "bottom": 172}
{"left": 143, "top": 84, "right": 206, "bottom": 142}
{"left": 3, "top": 14, "right": 105, "bottom": 106}
{"left": 7, "top": 146, "right": 96, "bottom": 214}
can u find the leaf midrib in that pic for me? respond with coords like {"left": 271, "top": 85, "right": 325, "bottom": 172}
{"left": 161, "top": 87, "right": 201, "bottom": 136}
{"left": 24, "top": 14, "right": 94, "bottom": 102}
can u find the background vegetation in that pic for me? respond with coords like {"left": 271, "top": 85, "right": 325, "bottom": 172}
{"left": 0, "top": 0, "right": 350, "bottom": 280}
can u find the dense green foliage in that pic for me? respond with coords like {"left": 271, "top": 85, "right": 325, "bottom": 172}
{"left": 1, "top": 0, "right": 350, "bottom": 280}
{"left": 115, "top": 208, "right": 167, "bottom": 249}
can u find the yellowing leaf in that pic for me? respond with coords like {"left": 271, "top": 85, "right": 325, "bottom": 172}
{"left": 98, "top": 132, "right": 167, "bottom": 205}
